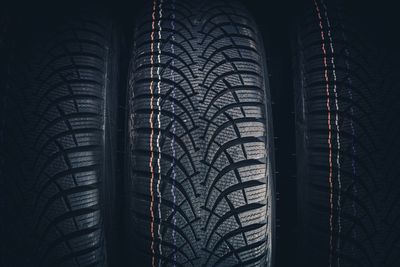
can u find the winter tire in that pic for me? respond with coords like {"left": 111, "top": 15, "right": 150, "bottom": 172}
{"left": 293, "top": 0, "right": 384, "bottom": 266}
{"left": 4, "top": 10, "right": 121, "bottom": 266}
{"left": 125, "top": 0, "right": 275, "bottom": 266}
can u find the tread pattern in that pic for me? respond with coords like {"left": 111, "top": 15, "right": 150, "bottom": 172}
{"left": 127, "top": 1, "right": 202, "bottom": 266}
{"left": 127, "top": 0, "right": 274, "bottom": 266}
{"left": 7, "top": 15, "right": 117, "bottom": 266}
{"left": 198, "top": 1, "right": 272, "bottom": 266}
{"left": 294, "top": 0, "right": 383, "bottom": 266}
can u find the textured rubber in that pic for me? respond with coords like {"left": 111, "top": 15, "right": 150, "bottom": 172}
{"left": 125, "top": 0, "right": 274, "bottom": 266}
{"left": 293, "top": 0, "right": 384, "bottom": 266}
{"left": 4, "top": 13, "right": 120, "bottom": 266}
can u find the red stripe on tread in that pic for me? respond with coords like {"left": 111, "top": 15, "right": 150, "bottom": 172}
{"left": 149, "top": 1, "right": 157, "bottom": 266}
{"left": 314, "top": 1, "right": 334, "bottom": 266}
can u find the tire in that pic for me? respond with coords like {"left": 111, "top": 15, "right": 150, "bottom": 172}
{"left": 125, "top": 0, "right": 275, "bottom": 266}
{"left": 293, "top": 0, "right": 384, "bottom": 266}
{"left": 5, "top": 11, "right": 120, "bottom": 266}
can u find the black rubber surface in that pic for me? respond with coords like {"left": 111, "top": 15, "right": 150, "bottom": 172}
{"left": 293, "top": 0, "right": 385, "bottom": 266}
{"left": 125, "top": 0, "right": 275, "bottom": 266}
{"left": 3, "top": 11, "right": 120, "bottom": 266}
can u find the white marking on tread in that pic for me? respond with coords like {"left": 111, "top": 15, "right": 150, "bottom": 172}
{"left": 314, "top": 1, "right": 334, "bottom": 266}
{"left": 156, "top": 0, "right": 164, "bottom": 265}
{"left": 149, "top": 1, "right": 158, "bottom": 266}
{"left": 169, "top": 0, "right": 177, "bottom": 265}
{"left": 321, "top": 1, "right": 342, "bottom": 266}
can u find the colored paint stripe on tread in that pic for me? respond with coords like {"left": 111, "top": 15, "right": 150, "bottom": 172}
{"left": 149, "top": 1, "right": 157, "bottom": 266}
{"left": 169, "top": 0, "right": 177, "bottom": 265}
{"left": 156, "top": 0, "right": 164, "bottom": 266}
{"left": 320, "top": 1, "right": 342, "bottom": 266}
{"left": 314, "top": 1, "right": 334, "bottom": 266}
